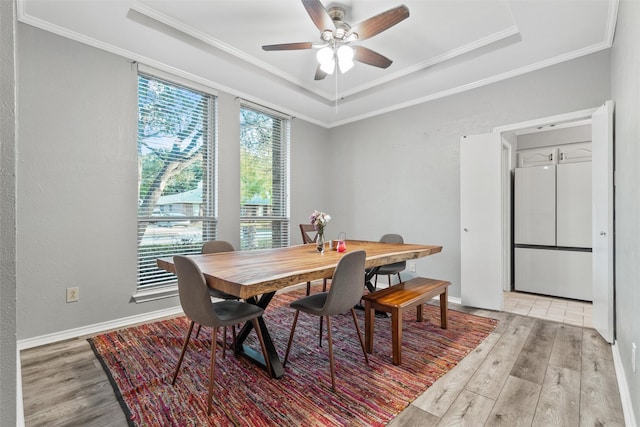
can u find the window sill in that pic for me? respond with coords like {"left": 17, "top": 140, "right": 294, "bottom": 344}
{"left": 132, "top": 284, "right": 179, "bottom": 303}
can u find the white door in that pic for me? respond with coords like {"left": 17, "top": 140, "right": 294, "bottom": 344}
{"left": 591, "top": 101, "right": 615, "bottom": 343}
{"left": 460, "top": 133, "right": 503, "bottom": 311}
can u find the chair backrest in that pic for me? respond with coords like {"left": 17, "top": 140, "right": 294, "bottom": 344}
{"left": 380, "top": 233, "right": 404, "bottom": 244}
{"left": 202, "top": 240, "right": 235, "bottom": 254}
{"left": 379, "top": 234, "right": 406, "bottom": 269}
{"left": 173, "top": 255, "right": 219, "bottom": 327}
{"left": 299, "top": 224, "right": 318, "bottom": 244}
{"left": 321, "top": 250, "right": 366, "bottom": 316}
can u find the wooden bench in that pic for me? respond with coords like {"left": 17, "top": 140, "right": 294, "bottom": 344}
{"left": 361, "top": 277, "right": 451, "bottom": 365}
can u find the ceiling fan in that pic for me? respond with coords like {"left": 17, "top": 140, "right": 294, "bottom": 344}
{"left": 262, "top": 0, "right": 410, "bottom": 80}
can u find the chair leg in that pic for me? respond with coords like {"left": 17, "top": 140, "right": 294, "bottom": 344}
{"left": 222, "top": 326, "right": 227, "bottom": 359}
{"left": 251, "top": 318, "right": 272, "bottom": 378}
{"left": 326, "top": 316, "right": 336, "bottom": 392}
{"left": 207, "top": 327, "right": 219, "bottom": 416}
{"left": 306, "top": 281, "right": 311, "bottom": 295}
{"left": 397, "top": 272, "right": 402, "bottom": 284}
{"left": 283, "top": 310, "right": 300, "bottom": 367}
{"left": 195, "top": 323, "right": 202, "bottom": 338}
{"left": 172, "top": 320, "right": 195, "bottom": 385}
{"left": 374, "top": 274, "right": 378, "bottom": 291}
{"left": 351, "top": 308, "right": 369, "bottom": 364}
{"left": 318, "top": 278, "right": 328, "bottom": 346}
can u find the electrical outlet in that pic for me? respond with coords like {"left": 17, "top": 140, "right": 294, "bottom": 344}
{"left": 633, "top": 342, "right": 637, "bottom": 373}
{"left": 66, "top": 287, "right": 79, "bottom": 303}
{"left": 408, "top": 261, "right": 416, "bottom": 272}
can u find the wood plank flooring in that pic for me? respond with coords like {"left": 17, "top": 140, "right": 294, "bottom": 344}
{"left": 20, "top": 303, "right": 625, "bottom": 426}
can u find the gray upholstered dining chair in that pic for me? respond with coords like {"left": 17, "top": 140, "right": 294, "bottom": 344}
{"left": 374, "top": 233, "right": 406, "bottom": 289}
{"left": 171, "top": 255, "right": 272, "bottom": 415}
{"left": 283, "top": 250, "right": 369, "bottom": 392}
{"left": 299, "top": 224, "right": 328, "bottom": 296}
{"left": 198, "top": 240, "right": 238, "bottom": 354}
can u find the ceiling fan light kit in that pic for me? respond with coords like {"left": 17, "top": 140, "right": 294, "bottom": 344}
{"left": 262, "top": 0, "right": 409, "bottom": 80}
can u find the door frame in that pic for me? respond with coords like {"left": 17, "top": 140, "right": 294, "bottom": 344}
{"left": 492, "top": 106, "right": 599, "bottom": 292}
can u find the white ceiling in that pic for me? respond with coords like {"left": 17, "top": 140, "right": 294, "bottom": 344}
{"left": 18, "top": 0, "right": 617, "bottom": 127}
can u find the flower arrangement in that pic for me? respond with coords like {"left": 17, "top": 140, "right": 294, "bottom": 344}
{"left": 309, "top": 210, "right": 331, "bottom": 235}
{"left": 310, "top": 210, "right": 331, "bottom": 253}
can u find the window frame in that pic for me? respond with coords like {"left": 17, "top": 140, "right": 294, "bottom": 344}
{"left": 239, "top": 101, "right": 291, "bottom": 251}
{"left": 135, "top": 69, "right": 218, "bottom": 298}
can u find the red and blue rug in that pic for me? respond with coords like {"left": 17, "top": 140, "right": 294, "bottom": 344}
{"left": 89, "top": 287, "right": 497, "bottom": 426}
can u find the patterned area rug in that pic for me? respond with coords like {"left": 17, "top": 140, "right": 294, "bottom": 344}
{"left": 89, "top": 286, "right": 497, "bottom": 426}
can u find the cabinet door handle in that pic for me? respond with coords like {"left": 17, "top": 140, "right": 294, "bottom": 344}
{"left": 600, "top": 231, "right": 606, "bottom": 236}
{"left": 549, "top": 153, "right": 553, "bottom": 161}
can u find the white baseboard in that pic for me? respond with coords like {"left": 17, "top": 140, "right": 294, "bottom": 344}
{"left": 612, "top": 341, "right": 638, "bottom": 427}
{"left": 17, "top": 305, "right": 184, "bottom": 350}
{"left": 448, "top": 296, "right": 462, "bottom": 305}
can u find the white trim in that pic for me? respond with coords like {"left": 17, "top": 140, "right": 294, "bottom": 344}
{"left": 16, "top": 348, "right": 25, "bottom": 427}
{"left": 131, "top": 284, "right": 179, "bottom": 303}
{"left": 137, "top": 64, "right": 218, "bottom": 97}
{"left": 605, "top": 0, "right": 620, "bottom": 46}
{"left": 17, "top": 0, "right": 616, "bottom": 130}
{"left": 339, "top": 25, "right": 521, "bottom": 99}
{"left": 612, "top": 341, "right": 639, "bottom": 427}
{"left": 493, "top": 107, "right": 598, "bottom": 134}
{"left": 16, "top": 306, "right": 183, "bottom": 350}
{"left": 329, "top": 44, "right": 609, "bottom": 128}
{"left": 448, "top": 296, "right": 462, "bottom": 305}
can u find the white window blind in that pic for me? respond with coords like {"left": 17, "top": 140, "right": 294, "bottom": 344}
{"left": 239, "top": 103, "right": 290, "bottom": 250}
{"left": 137, "top": 73, "right": 217, "bottom": 290}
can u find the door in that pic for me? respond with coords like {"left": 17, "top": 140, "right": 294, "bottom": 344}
{"left": 460, "top": 133, "right": 503, "bottom": 311}
{"left": 514, "top": 165, "right": 557, "bottom": 246}
{"left": 591, "top": 101, "right": 615, "bottom": 343}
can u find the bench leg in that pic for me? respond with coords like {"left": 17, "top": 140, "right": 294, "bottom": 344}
{"left": 364, "top": 300, "right": 374, "bottom": 354}
{"left": 416, "top": 303, "right": 423, "bottom": 322}
{"left": 391, "top": 308, "right": 402, "bottom": 365}
{"left": 440, "top": 288, "right": 448, "bottom": 329}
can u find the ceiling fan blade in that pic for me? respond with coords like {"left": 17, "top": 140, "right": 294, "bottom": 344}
{"left": 301, "top": 0, "right": 335, "bottom": 32}
{"left": 314, "top": 65, "right": 328, "bottom": 80}
{"left": 262, "top": 42, "right": 314, "bottom": 51}
{"left": 347, "top": 5, "right": 410, "bottom": 41}
{"left": 353, "top": 46, "right": 393, "bottom": 68}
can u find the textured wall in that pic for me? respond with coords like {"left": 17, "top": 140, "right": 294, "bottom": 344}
{"left": 611, "top": 1, "right": 640, "bottom": 423}
{"left": 15, "top": 24, "right": 330, "bottom": 340}
{"left": 0, "top": 0, "right": 17, "bottom": 424}
{"left": 326, "top": 51, "right": 611, "bottom": 299}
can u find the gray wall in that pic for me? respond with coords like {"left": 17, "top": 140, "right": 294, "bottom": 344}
{"left": 326, "top": 50, "right": 611, "bottom": 299}
{"left": 611, "top": 1, "right": 640, "bottom": 422}
{"left": 15, "top": 24, "right": 330, "bottom": 339}
{"left": 0, "top": 0, "right": 17, "bottom": 424}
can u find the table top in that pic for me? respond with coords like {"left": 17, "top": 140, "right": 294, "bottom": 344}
{"left": 157, "top": 240, "right": 442, "bottom": 299}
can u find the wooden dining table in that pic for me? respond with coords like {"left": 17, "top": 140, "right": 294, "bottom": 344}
{"left": 157, "top": 239, "right": 442, "bottom": 378}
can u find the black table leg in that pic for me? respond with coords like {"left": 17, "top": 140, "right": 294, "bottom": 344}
{"left": 235, "top": 291, "right": 285, "bottom": 379}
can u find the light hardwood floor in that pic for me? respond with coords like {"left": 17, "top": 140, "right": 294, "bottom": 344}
{"left": 21, "top": 303, "right": 625, "bottom": 426}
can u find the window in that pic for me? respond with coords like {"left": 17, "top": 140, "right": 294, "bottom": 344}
{"left": 239, "top": 103, "right": 290, "bottom": 250}
{"left": 137, "top": 73, "right": 216, "bottom": 290}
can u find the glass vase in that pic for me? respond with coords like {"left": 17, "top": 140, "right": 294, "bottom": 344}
{"left": 316, "top": 231, "right": 325, "bottom": 253}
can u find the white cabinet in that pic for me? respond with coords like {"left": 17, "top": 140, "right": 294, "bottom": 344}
{"left": 517, "top": 146, "right": 556, "bottom": 167}
{"left": 517, "top": 142, "right": 591, "bottom": 167}
{"left": 559, "top": 142, "right": 592, "bottom": 163}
